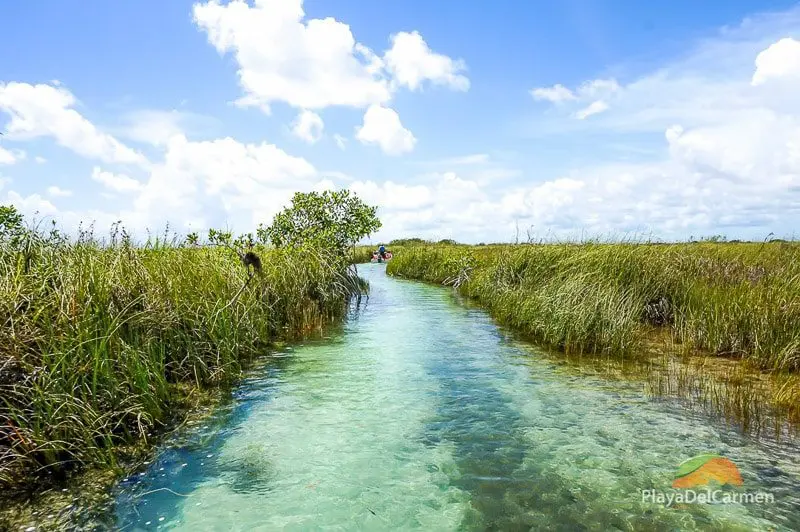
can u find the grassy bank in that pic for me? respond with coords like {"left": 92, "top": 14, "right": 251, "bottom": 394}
{"left": 386, "top": 242, "right": 800, "bottom": 370}
{"left": 0, "top": 230, "right": 364, "bottom": 501}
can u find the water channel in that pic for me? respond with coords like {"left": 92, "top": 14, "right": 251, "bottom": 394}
{"left": 113, "top": 263, "right": 800, "bottom": 531}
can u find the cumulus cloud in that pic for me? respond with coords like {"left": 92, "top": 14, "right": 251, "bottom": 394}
{"left": 350, "top": 171, "right": 491, "bottom": 242}
{"left": 1, "top": 79, "right": 329, "bottom": 237}
{"left": 192, "top": 0, "right": 391, "bottom": 111}
{"left": 752, "top": 37, "right": 800, "bottom": 86}
{"left": 0, "top": 82, "right": 146, "bottom": 165}
{"left": 191, "top": 0, "right": 472, "bottom": 157}
{"left": 349, "top": 180, "right": 433, "bottom": 211}
{"left": 133, "top": 134, "right": 319, "bottom": 232}
{"left": 291, "top": 110, "right": 324, "bottom": 143}
{"left": 508, "top": 32, "right": 800, "bottom": 240}
{"left": 365, "top": 26, "right": 798, "bottom": 242}
{"left": 91, "top": 167, "right": 144, "bottom": 193}
{"left": 7, "top": 5, "right": 800, "bottom": 244}
{"left": 355, "top": 104, "right": 416, "bottom": 155}
{"left": 5, "top": 190, "right": 59, "bottom": 218}
{"left": 192, "top": 0, "right": 468, "bottom": 114}
{"left": 384, "top": 31, "right": 469, "bottom": 91}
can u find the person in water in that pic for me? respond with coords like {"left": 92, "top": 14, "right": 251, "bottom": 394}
{"left": 378, "top": 245, "right": 386, "bottom": 258}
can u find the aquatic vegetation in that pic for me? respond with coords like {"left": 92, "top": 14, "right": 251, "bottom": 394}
{"left": 387, "top": 241, "right": 800, "bottom": 370}
{"left": 643, "top": 350, "right": 800, "bottom": 438}
{"left": 352, "top": 245, "right": 378, "bottom": 264}
{"left": 387, "top": 241, "right": 800, "bottom": 434}
{"left": 0, "top": 221, "right": 367, "bottom": 504}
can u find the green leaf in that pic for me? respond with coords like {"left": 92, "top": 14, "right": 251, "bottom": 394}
{"left": 674, "top": 454, "right": 721, "bottom": 479}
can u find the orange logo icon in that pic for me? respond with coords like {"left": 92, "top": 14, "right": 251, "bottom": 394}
{"left": 672, "top": 454, "right": 743, "bottom": 489}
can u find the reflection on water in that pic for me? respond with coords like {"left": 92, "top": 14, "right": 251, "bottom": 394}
{"left": 113, "top": 264, "right": 800, "bottom": 531}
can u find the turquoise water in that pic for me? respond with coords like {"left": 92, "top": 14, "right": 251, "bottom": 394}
{"left": 114, "top": 264, "right": 800, "bottom": 531}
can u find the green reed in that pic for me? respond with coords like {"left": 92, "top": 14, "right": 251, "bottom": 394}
{"left": 0, "top": 229, "right": 364, "bottom": 495}
{"left": 387, "top": 241, "right": 800, "bottom": 437}
{"left": 387, "top": 241, "right": 800, "bottom": 369}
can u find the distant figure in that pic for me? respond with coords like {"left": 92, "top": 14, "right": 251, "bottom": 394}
{"left": 372, "top": 245, "right": 391, "bottom": 262}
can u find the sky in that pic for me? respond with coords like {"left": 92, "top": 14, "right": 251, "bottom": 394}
{"left": 1, "top": 0, "right": 800, "bottom": 244}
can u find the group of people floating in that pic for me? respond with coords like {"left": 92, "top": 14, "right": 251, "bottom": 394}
{"left": 371, "top": 245, "right": 393, "bottom": 262}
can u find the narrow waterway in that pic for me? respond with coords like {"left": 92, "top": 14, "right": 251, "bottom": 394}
{"left": 114, "top": 264, "right": 800, "bottom": 531}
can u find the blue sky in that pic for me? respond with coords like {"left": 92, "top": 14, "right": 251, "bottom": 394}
{"left": 2, "top": 0, "right": 800, "bottom": 243}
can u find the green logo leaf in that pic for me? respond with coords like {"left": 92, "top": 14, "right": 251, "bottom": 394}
{"left": 674, "top": 454, "right": 722, "bottom": 479}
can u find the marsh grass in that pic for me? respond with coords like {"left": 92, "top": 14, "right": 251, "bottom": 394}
{"left": 387, "top": 241, "right": 800, "bottom": 433}
{"left": 0, "top": 228, "right": 365, "bottom": 500}
{"left": 643, "top": 351, "right": 800, "bottom": 440}
{"left": 352, "top": 245, "right": 378, "bottom": 264}
{"left": 387, "top": 242, "right": 800, "bottom": 366}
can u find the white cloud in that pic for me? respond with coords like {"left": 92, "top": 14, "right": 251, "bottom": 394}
{"left": 5, "top": 191, "right": 59, "bottom": 218}
{"left": 0, "top": 78, "right": 331, "bottom": 237}
{"left": 501, "top": 178, "right": 586, "bottom": 223}
{"left": 133, "top": 134, "right": 319, "bottom": 232}
{"left": 574, "top": 100, "right": 609, "bottom": 119}
{"left": 192, "top": 0, "right": 468, "bottom": 113}
{"left": 348, "top": 171, "right": 491, "bottom": 241}
{"left": 91, "top": 167, "right": 144, "bottom": 193}
{"left": 349, "top": 180, "right": 432, "bottom": 210}
{"left": 333, "top": 134, "right": 347, "bottom": 150}
{"left": 0, "top": 82, "right": 146, "bottom": 165}
{"left": 384, "top": 31, "right": 469, "bottom": 91}
{"left": 291, "top": 110, "right": 324, "bottom": 143}
{"left": 34, "top": 156, "right": 46, "bottom": 164}
{"left": 192, "top": 0, "right": 391, "bottom": 112}
{"left": 752, "top": 37, "right": 800, "bottom": 85}
{"left": 355, "top": 104, "right": 416, "bottom": 155}
{"left": 0, "top": 145, "right": 23, "bottom": 164}
{"left": 1, "top": 134, "right": 327, "bottom": 239}
{"left": 7, "top": 5, "right": 800, "bottom": 244}
{"left": 577, "top": 79, "right": 621, "bottom": 98}
{"left": 46, "top": 185, "right": 72, "bottom": 197}
{"left": 416, "top": 153, "right": 521, "bottom": 187}
{"left": 506, "top": 31, "right": 800, "bottom": 240}
{"left": 531, "top": 79, "right": 620, "bottom": 105}
{"left": 365, "top": 26, "right": 800, "bottom": 242}
{"left": 531, "top": 78, "right": 620, "bottom": 119}
{"left": 665, "top": 112, "right": 800, "bottom": 189}
{"left": 530, "top": 84, "right": 576, "bottom": 103}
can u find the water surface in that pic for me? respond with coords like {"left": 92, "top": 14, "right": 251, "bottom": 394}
{"left": 115, "top": 264, "right": 800, "bottom": 531}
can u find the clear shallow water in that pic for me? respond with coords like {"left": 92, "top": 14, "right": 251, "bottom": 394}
{"left": 114, "top": 264, "right": 800, "bottom": 531}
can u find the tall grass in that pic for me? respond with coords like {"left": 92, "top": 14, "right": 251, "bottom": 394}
{"left": 387, "top": 242, "right": 800, "bottom": 369}
{"left": 0, "top": 227, "right": 364, "bottom": 495}
{"left": 351, "top": 245, "right": 378, "bottom": 264}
